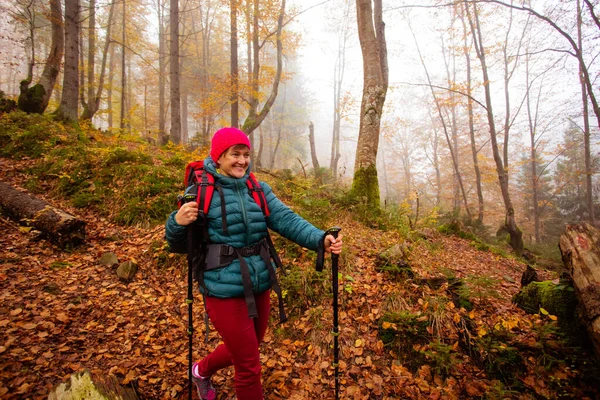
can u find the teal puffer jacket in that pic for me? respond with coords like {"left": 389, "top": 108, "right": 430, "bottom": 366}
{"left": 165, "top": 157, "right": 324, "bottom": 299}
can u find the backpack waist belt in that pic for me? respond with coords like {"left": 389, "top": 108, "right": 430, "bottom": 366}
{"left": 205, "top": 240, "right": 266, "bottom": 268}
{"left": 204, "top": 238, "right": 287, "bottom": 323}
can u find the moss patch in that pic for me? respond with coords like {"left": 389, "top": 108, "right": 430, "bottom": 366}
{"left": 512, "top": 280, "right": 579, "bottom": 334}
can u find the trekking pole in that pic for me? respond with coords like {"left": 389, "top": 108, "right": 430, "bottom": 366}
{"left": 186, "top": 224, "right": 195, "bottom": 400}
{"left": 328, "top": 227, "right": 342, "bottom": 400}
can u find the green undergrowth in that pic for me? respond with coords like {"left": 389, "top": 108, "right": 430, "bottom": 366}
{"left": 0, "top": 112, "right": 196, "bottom": 226}
{"left": 266, "top": 171, "right": 345, "bottom": 231}
{"left": 378, "top": 289, "right": 599, "bottom": 397}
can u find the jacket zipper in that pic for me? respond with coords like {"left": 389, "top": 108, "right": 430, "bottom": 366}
{"left": 236, "top": 179, "right": 259, "bottom": 291}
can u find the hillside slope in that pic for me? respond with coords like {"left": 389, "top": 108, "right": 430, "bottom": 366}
{"left": 0, "top": 121, "right": 598, "bottom": 399}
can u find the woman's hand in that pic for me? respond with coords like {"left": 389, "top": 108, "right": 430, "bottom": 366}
{"left": 175, "top": 202, "right": 199, "bottom": 226}
{"left": 324, "top": 234, "right": 343, "bottom": 254}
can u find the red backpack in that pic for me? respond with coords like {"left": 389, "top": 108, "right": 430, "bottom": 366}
{"left": 178, "top": 160, "right": 270, "bottom": 218}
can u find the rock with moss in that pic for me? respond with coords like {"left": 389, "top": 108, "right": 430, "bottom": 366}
{"left": 17, "top": 83, "right": 47, "bottom": 114}
{"left": 117, "top": 260, "right": 138, "bottom": 282}
{"left": 0, "top": 91, "right": 17, "bottom": 114}
{"left": 98, "top": 252, "right": 119, "bottom": 268}
{"left": 48, "top": 369, "right": 139, "bottom": 400}
{"left": 376, "top": 243, "right": 414, "bottom": 279}
{"left": 512, "top": 279, "right": 578, "bottom": 330}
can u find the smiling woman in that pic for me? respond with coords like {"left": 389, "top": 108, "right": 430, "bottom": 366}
{"left": 165, "top": 126, "right": 343, "bottom": 400}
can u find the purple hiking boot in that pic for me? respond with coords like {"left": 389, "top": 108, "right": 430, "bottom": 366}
{"left": 192, "top": 374, "right": 216, "bottom": 400}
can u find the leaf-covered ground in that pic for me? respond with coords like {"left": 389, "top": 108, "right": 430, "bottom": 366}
{"left": 0, "top": 156, "right": 598, "bottom": 399}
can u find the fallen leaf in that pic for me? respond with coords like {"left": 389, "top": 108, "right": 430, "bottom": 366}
{"left": 122, "top": 370, "right": 136, "bottom": 385}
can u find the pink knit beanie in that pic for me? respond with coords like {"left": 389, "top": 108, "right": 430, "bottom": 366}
{"left": 210, "top": 127, "right": 251, "bottom": 161}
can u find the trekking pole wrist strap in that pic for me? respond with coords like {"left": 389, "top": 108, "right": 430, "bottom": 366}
{"left": 316, "top": 233, "right": 326, "bottom": 272}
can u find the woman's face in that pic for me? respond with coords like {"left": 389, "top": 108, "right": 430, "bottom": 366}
{"left": 218, "top": 145, "right": 250, "bottom": 178}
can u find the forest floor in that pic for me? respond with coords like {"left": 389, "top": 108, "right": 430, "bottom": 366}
{"left": 0, "top": 155, "right": 599, "bottom": 400}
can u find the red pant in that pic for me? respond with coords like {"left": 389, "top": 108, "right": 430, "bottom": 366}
{"left": 197, "top": 290, "right": 271, "bottom": 400}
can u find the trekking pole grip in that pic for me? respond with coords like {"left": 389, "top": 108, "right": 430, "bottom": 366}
{"left": 326, "top": 227, "right": 341, "bottom": 260}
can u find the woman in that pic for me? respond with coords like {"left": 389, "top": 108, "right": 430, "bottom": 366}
{"left": 165, "top": 127, "right": 343, "bottom": 400}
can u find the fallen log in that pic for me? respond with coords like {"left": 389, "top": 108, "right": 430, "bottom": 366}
{"left": 559, "top": 223, "right": 600, "bottom": 356}
{"left": 0, "top": 180, "right": 85, "bottom": 248}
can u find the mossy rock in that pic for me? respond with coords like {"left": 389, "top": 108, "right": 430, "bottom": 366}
{"left": 117, "top": 260, "right": 138, "bottom": 282}
{"left": 48, "top": 369, "right": 139, "bottom": 399}
{"left": 0, "top": 91, "right": 17, "bottom": 114}
{"left": 512, "top": 280, "right": 578, "bottom": 325}
{"left": 17, "top": 84, "right": 46, "bottom": 114}
{"left": 98, "top": 252, "right": 119, "bottom": 267}
{"left": 376, "top": 243, "right": 414, "bottom": 278}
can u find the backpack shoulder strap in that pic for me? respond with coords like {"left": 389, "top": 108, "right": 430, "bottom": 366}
{"left": 246, "top": 172, "right": 270, "bottom": 217}
{"left": 195, "top": 168, "right": 215, "bottom": 216}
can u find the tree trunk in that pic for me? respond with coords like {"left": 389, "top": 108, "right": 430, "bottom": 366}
{"left": 18, "top": 0, "right": 37, "bottom": 111}
{"left": 241, "top": 0, "right": 286, "bottom": 136}
{"left": 466, "top": 0, "right": 522, "bottom": 255}
{"left": 199, "top": 1, "right": 212, "bottom": 145}
{"left": 309, "top": 121, "right": 320, "bottom": 172}
{"left": 270, "top": 127, "right": 282, "bottom": 170}
{"left": 120, "top": 0, "right": 127, "bottom": 130}
{"left": 331, "top": 1, "right": 350, "bottom": 180}
{"left": 578, "top": 0, "right": 595, "bottom": 224}
{"left": 255, "top": 126, "right": 263, "bottom": 168}
{"left": 181, "top": 90, "right": 188, "bottom": 143}
{"left": 559, "top": 223, "right": 600, "bottom": 357}
{"left": 230, "top": 0, "right": 239, "bottom": 127}
{"left": 18, "top": 0, "right": 64, "bottom": 114}
{"left": 157, "top": 0, "right": 167, "bottom": 144}
{"left": 441, "top": 31, "right": 461, "bottom": 216}
{"left": 81, "top": 0, "right": 96, "bottom": 119}
{"left": 352, "top": 0, "right": 388, "bottom": 209}
{"left": 0, "top": 181, "right": 85, "bottom": 249}
{"left": 379, "top": 136, "right": 389, "bottom": 205}
{"left": 169, "top": 0, "right": 181, "bottom": 143}
{"left": 81, "top": 0, "right": 114, "bottom": 121}
{"left": 432, "top": 124, "right": 441, "bottom": 207}
{"left": 460, "top": 7, "right": 484, "bottom": 224}
{"left": 55, "top": 0, "right": 80, "bottom": 123}
{"left": 412, "top": 23, "right": 472, "bottom": 221}
{"left": 525, "top": 50, "right": 541, "bottom": 243}
{"left": 107, "top": 42, "right": 116, "bottom": 128}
